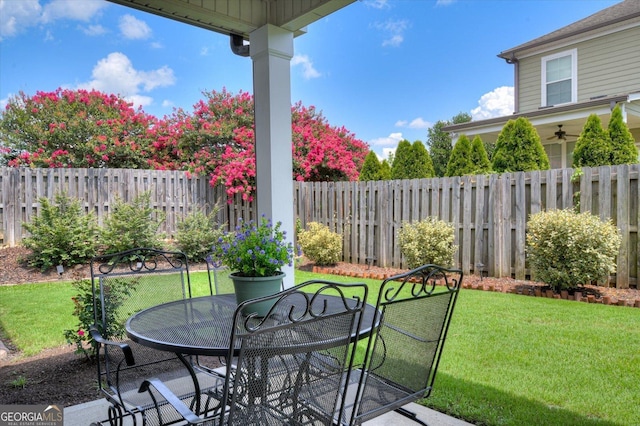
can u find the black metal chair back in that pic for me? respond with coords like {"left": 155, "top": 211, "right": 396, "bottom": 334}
{"left": 205, "top": 258, "right": 235, "bottom": 295}
{"left": 344, "top": 264, "right": 463, "bottom": 425}
{"left": 220, "top": 280, "right": 369, "bottom": 426}
{"left": 90, "top": 248, "right": 215, "bottom": 425}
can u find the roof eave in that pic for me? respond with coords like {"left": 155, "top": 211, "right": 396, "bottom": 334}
{"left": 443, "top": 94, "right": 630, "bottom": 133}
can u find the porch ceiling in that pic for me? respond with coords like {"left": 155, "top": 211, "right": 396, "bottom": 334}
{"left": 105, "top": 0, "right": 355, "bottom": 39}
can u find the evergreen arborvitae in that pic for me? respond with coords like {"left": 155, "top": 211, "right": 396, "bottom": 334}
{"left": 446, "top": 134, "right": 474, "bottom": 177}
{"left": 492, "top": 117, "right": 550, "bottom": 172}
{"left": 572, "top": 114, "right": 611, "bottom": 167}
{"left": 411, "top": 140, "right": 435, "bottom": 178}
{"left": 470, "top": 135, "right": 492, "bottom": 174}
{"left": 608, "top": 105, "right": 638, "bottom": 165}
{"left": 427, "top": 112, "right": 471, "bottom": 177}
{"left": 427, "top": 120, "right": 451, "bottom": 177}
{"left": 379, "top": 160, "right": 392, "bottom": 180}
{"left": 391, "top": 139, "right": 413, "bottom": 179}
{"left": 359, "top": 151, "right": 382, "bottom": 181}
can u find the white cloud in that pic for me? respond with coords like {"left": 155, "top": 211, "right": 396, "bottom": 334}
{"left": 372, "top": 19, "right": 409, "bottom": 48}
{"left": 363, "top": 0, "right": 390, "bottom": 9}
{"left": 76, "top": 52, "right": 175, "bottom": 109}
{"left": 436, "top": 0, "right": 457, "bottom": 6}
{"left": 395, "top": 117, "right": 432, "bottom": 130}
{"left": 381, "top": 147, "right": 396, "bottom": 161}
{"left": 41, "top": 0, "right": 105, "bottom": 23}
{"left": 81, "top": 24, "right": 107, "bottom": 36}
{"left": 291, "top": 54, "right": 321, "bottom": 79}
{"left": 0, "top": 0, "right": 41, "bottom": 39}
{"left": 0, "top": 96, "right": 9, "bottom": 111}
{"left": 471, "top": 86, "right": 514, "bottom": 120}
{"left": 119, "top": 14, "right": 152, "bottom": 40}
{"left": 369, "top": 132, "right": 404, "bottom": 147}
{"left": 1, "top": 0, "right": 105, "bottom": 40}
{"left": 126, "top": 94, "right": 153, "bottom": 107}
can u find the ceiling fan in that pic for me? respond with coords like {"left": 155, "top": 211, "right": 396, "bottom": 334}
{"left": 546, "top": 124, "right": 579, "bottom": 141}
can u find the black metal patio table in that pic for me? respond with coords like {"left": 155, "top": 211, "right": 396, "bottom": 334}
{"left": 126, "top": 293, "right": 377, "bottom": 357}
{"left": 124, "top": 292, "right": 377, "bottom": 419}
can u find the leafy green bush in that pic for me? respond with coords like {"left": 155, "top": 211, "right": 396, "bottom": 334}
{"left": 572, "top": 114, "right": 611, "bottom": 167}
{"left": 397, "top": 217, "right": 456, "bottom": 268}
{"left": 174, "top": 207, "right": 225, "bottom": 262}
{"left": 446, "top": 134, "right": 474, "bottom": 177}
{"left": 297, "top": 222, "right": 343, "bottom": 266}
{"left": 526, "top": 209, "right": 621, "bottom": 292}
{"left": 608, "top": 105, "right": 638, "bottom": 165}
{"left": 359, "top": 151, "right": 382, "bottom": 181}
{"left": 22, "top": 192, "right": 98, "bottom": 271}
{"left": 492, "top": 117, "right": 550, "bottom": 173}
{"left": 99, "top": 191, "right": 165, "bottom": 254}
{"left": 63, "top": 276, "right": 136, "bottom": 359}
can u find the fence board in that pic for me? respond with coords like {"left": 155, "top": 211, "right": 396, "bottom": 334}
{"left": 514, "top": 172, "right": 526, "bottom": 280}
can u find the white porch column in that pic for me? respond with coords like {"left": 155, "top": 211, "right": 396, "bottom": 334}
{"left": 250, "top": 25, "right": 295, "bottom": 288}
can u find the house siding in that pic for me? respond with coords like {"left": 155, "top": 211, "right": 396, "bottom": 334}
{"left": 517, "top": 25, "right": 640, "bottom": 113}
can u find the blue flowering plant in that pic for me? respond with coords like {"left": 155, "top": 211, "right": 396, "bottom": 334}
{"left": 211, "top": 216, "right": 294, "bottom": 277}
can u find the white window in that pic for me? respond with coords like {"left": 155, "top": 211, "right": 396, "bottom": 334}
{"left": 541, "top": 49, "right": 577, "bottom": 107}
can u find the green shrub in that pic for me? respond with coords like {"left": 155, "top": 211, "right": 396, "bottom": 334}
{"left": 526, "top": 209, "right": 621, "bottom": 292}
{"left": 22, "top": 192, "right": 98, "bottom": 271}
{"left": 572, "top": 114, "right": 611, "bottom": 167}
{"left": 359, "top": 151, "right": 382, "bottom": 181}
{"left": 608, "top": 105, "right": 638, "bottom": 165}
{"left": 492, "top": 117, "right": 550, "bottom": 173}
{"left": 174, "top": 207, "right": 225, "bottom": 262}
{"left": 446, "top": 134, "right": 474, "bottom": 177}
{"left": 100, "top": 191, "right": 165, "bottom": 254}
{"left": 297, "top": 222, "right": 343, "bottom": 266}
{"left": 397, "top": 217, "right": 456, "bottom": 268}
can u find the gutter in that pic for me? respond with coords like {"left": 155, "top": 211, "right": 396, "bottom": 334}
{"left": 230, "top": 34, "right": 250, "bottom": 57}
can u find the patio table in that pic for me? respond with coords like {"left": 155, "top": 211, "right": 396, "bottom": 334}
{"left": 126, "top": 293, "right": 377, "bottom": 357}
{"left": 124, "top": 293, "right": 377, "bottom": 418}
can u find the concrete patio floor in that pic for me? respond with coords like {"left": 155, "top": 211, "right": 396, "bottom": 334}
{"left": 63, "top": 398, "right": 474, "bottom": 425}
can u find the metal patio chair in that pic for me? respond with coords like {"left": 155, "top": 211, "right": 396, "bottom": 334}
{"left": 138, "top": 279, "right": 369, "bottom": 425}
{"left": 341, "top": 264, "right": 463, "bottom": 425}
{"left": 205, "top": 258, "right": 235, "bottom": 296}
{"left": 89, "top": 248, "right": 220, "bottom": 426}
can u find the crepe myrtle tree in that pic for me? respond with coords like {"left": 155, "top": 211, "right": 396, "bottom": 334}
{"left": 0, "top": 89, "right": 156, "bottom": 169}
{"left": 0, "top": 88, "right": 369, "bottom": 203}
{"left": 147, "top": 91, "right": 369, "bottom": 202}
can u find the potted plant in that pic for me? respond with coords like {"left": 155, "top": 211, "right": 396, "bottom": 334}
{"left": 210, "top": 215, "right": 294, "bottom": 314}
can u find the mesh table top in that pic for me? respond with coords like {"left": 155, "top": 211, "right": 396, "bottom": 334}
{"left": 126, "top": 294, "right": 376, "bottom": 357}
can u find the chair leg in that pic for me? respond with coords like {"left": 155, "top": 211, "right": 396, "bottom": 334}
{"left": 395, "top": 407, "right": 429, "bottom": 426}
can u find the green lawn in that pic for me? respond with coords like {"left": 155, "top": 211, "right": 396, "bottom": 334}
{"left": 1, "top": 269, "right": 638, "bottom": 425}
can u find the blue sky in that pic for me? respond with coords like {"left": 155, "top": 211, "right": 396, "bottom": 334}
{"left": 0, "top": 0, "right": 620, "bottom": 159}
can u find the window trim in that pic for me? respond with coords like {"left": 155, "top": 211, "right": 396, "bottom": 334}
{"left": 541, "top": 49, "right": 577, "bottom": 107}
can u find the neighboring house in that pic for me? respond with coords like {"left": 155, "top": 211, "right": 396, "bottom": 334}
{"left": 444, "top": 0, "right": 640, "bottom": 169}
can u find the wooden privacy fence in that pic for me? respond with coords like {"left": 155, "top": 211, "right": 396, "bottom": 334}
{"left": 294, "top": 164, "right": 639, "bottom": 289}
{"left": 0, "top": 168, "right": 226, "bottom": 246}
{"left": 1, "top": 165, "right": 638, "bottom": 288}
